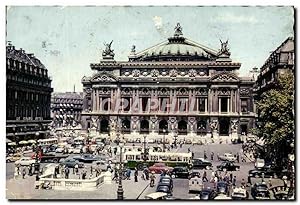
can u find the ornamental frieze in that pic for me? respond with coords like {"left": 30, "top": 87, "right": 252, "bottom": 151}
{"left": 123, "top": 70, "right": 131, "bottom": 76}
{"left": 195, "top": 87, "right": 208, "bottom": 95}
{"left": 218, "top": 87, "right": 231, "bottom": 96}
{"left": 158, "top": 88, "right": 170, "bottom": 96}
{"left": 160, "top": 70, "right": 168, "bottom": 76}
{"left": 83, "top": 87, "right": 92, "bottom": 94}
{"left": 189, "top": 69, "right": 197, "bottom": 77}
{"left": 98, "top": 87, "right": 111, "bottom": 95}
{"left": 139, "top": 88, "right": 151, "bottom": 96}
{"left": 210, "top": 72, "right": 239, "bottom": 82}
{"left": 151, "top": 69, "right": 159, "bottom": 78}
{"left": 91, "top": 73, "right": 117, "bottom": 83}
{"left": 176, "top": 87, "right": 189, "bottom": 95}
{"left": 121, "top": 87, "right": 133, "bottom": 96}
{"left": 240, "top": 88, "right": 250, "bottom": 96}
{"left": 132, "top": 69, "right": 140, "bottom": 78}
{"left": 169, "top": 69, "right": 178, "bottom": 78}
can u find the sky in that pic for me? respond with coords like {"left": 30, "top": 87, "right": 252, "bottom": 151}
{"left": 6, "top": 6, "right": 294, "bottom": 92}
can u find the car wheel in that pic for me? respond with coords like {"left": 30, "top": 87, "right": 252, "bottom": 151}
{"left": 235, "top": 167, "right": 240, "bottom": 171}
{"left": 273, "top": 173, "right": 278, "bottom": 179}
{"left": 255, "top": 174, "right": 259, "bottom": 178}
{"left": 223, "top": 168, "right": 227, "bottom": 172}
{"left": 171, "top": 175, "right": 176, "bottom": 179}
{"left": 206, "top": 166, "right": 210, "bottom": 170}
{"left": 6, "top": 159, "right": 11, "bottom": 163}
{"left": 53, "top": 158, "right": 58, "bottom": 163}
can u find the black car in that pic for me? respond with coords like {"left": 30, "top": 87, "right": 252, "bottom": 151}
{"left": 248, "top": 167, "right": 288, "bottom": 179}
{"left": 188, "top": 171, "right": 201, "bottom": 179}
{"left": 156, "top": 185, "right": 172, "bottom": 196}
{"left": 200, "top": 189, "right": 217, "bottom": 200}
{"left": 192, "top": 158, "right": 212, "bottom": 170}
{"left": 251, "top": 182, "right": 271, "bottom": 200}
{"left": 73, "top": 154, "right": 101, "bottom": 163}
{"left": 170, "top": 167, "right": 189, "bottom": 179}
{"left": 216, "top": 181, "right": 229, "bottom": 195}
{"left": 159, "top": 177, "right": 173, "bottom": 190}
{"left": 60, "top": 158, "right": 84, "bottom": 168}
{"left": 217, "top": 161, "right": 240, "bottom": 171}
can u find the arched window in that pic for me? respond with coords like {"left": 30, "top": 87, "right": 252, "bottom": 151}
{"left": 178, "top": 120, "right": 187, "bottom": 135}
{"left": 100, "top": 119, "right": 109, "bottom": 133}
{"left": 159, "top": 119, "right": 168, "bottom": 134}
{"left": 140, "top": 119, "right": 149, "bottom": 133}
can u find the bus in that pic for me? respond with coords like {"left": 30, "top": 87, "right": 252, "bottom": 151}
{"left": 37, "top": 138, "right": 58, "bottom": 146}
{"left": 123, "top": 150, "right": 193, "bottom": 170}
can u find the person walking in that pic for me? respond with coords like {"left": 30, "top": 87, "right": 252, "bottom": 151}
{"left": 150, "top": 172, "right": 156, "bottom": 187}
{"left": 204, "top": 150, "right": 207, "bottom": 160}
{"left": 82, "top": 168, "right": 87, "bottom": 180}
{"left": 75, "top": 163, "right": 79, "bottom": 175}
{"left": 232, "top": 176, "right": 237, "bottom": 187}
{"left": 22, "top": 167, "right": 26, "bottom": 179}
{"left": 134, "top": 168, "right": 138, "bottom": 182}
{"left": 241, "top": 178, "right": 246, "bottom": 188}
{"left": 211, "top": 170, "right": 215, "bottom": 182}
{"left": 236, "top": 153, "right": 240, "bottom": 163}
{"left": 211, "top": 152, "right": 214, "bottom": 161}
{"left": 65, "top": 166, "right": 70, "bottom": 179}
{"left": 202, "top": 170, "right": 208, "bottom": 182}
{"left": 126, "top": 168, "right": 131, "bottom": 180}
{"left": 268, "top": 176, "right": 273, "bottom": 188}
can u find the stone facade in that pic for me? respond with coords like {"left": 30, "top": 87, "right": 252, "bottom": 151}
{"left": 81, "top": 24, "right": 255, "bottom": 143}
{"left": 6, "top": 42, "right": 53, "bottom": 142}
{"left": 50, "top": 92, "right": 83, "bottom": 128}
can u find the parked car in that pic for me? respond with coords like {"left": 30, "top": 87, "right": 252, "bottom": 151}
{"left": 60, "top": 158, "right": 84, "bottom": 168}
{"left": 15, "top": 157, "right": 36, "bottom": 166}
{"left": 189, "top": 177, "right": 203, "bottom": 193}
{"left": 255, "top": 158, "right": 265, "bottom": 169}
{"left": 159, "top": 176, "right": 173, "bottom": 189}
{"left": 188, "top": 171, "right": 201, "bottom": 179}
{"left": 192, "top": 158, "right": 212, "bottom": 170}
{"left": 91, "top": 160, "right": 109, "bottom": 171}
{"left": 217, "top": 161, "right": 240, "bottom": 172}
{"left": 251, "top": 182, "right": 271, "bottom": 200}
{"left": 156, "top": 185, "right": 172, "bottom": 196}
{"left": 55, "top": 147, "right": 64, "bottom": 153}
{"left": 248, "top": 167, "right": 288, "bottom": 179}
{"left": 73, "top": 154, "right": 101, "bottom": 163}
{"left": 6, "top": 153, "right": 22, "bottom": 162}
{"left": 73, "top": 148, "right": 81, "bottom": 154}
{"left": 218, "top": 153, "right": 236, "bottom": 162}
{"left": 170, "top": 166, "right": 189, "bottom": 179}
{"left": 200, "top": 188, "right": 217, "bottom": 200}
{"left": 144, "top": 192, "right": 168, "bottom": 200}
{"left": 216, "top": 181, "right": 229, "bottom": 195}
{"left": 231, "top": 187, "right": 249, "bottom": 200}
{"left": 149, "top": 163, "right": 174, "bottom": 174}
{"left": 185, "top": 139, "right": 192, "bottom": 144}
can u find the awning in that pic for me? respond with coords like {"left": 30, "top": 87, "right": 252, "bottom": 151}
{"left": 6, "top": 138, "right": 12, "bottom": 143}
{"left": 19, "top": 140, "right": 29, "bottom": 144}
{"left": 8, "top": 142, "right": 16, "bottom": 146}
{"left": 28, "top": 140, "right": 37, "bottom": 144}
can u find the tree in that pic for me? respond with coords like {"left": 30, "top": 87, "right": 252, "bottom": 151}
{"left": 254, "top": 70, "right": 294, "bottom": 168}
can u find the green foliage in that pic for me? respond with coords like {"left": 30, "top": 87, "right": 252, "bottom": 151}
{"left": 254, "top": 70, "right": 294, "bottom": 166}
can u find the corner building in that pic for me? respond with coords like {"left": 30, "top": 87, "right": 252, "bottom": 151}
{"left": 81, "top": 24, "right": 255, "bottom": 144}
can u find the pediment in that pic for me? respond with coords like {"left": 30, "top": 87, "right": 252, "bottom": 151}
{"left": 91, "top": 72, "right": 117, "bottom": 83}
{"left": 210, "top": 72, "right": 239, "bottom": 82}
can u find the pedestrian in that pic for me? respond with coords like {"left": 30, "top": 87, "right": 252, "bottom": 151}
{"left": 241, "top": 178, "right": 245, "bottom": 188}
{"left": 188, "top": 148, "right": 190, "bottom": 153}
{"left": 232, "top": 176, "right": 237, "bottom": 187}
{"left": 28, "top": 164, "right": 33, "bottom": 176}
{"left": 229, "top": 172, "right": 233, "bottom": 183}
{"left": 112, "top": 169, "right": 118, "bottom": 182}
{"left": 236, "top": 153, "right": 240, "bottom": 163}
{"left": 211, "top": 170, "right": 215, "bottom": 182}
{"left": 217, "top": 153, "right": 220, "bottom": 161}
{"left": 90, "top": 165, "right": 93, "bottom": 174}
{"left": 283, "top": 176, "right": 288, "bottom": 188}
{"left": 211, "top": 152, "right": 214, "bottom": 161}
{"left": 14, "top": 166, "right": 19, "bottom": 179}
{"left": 150, "top": 171, "right": 156, "bottom": 187}
{"left": 65, "top": 166, "right": 70, "bottom": 179}
{"left": 202, "top": 170, "right": 208, "bottom": 182}
{"left": 54, "top": 165, "right": 59, "bottom": 178}
{"left": 204, "top": 150, "right": 207, "bottom": 159}
{"left": 268, "top": 176, "right": 272, "bottom": 188}
{"left": 82, "top": 168, "right": 87, "bottom": 180}
{"left": 75, "top": 163, "right": 79, "bottom": 175}
{"left": 22, "top": 167, "right": 26, "bottom": 179}
{"left": 126, "top": 168, "right": 131, "bottom": 180}
{"left": 134, "top": 168, "right": 138, "bottom": 182}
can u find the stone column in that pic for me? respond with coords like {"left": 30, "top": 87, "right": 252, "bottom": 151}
{"left": 150, "top": 116, "right": 158, "bottom": 137}
{"left": 208, "top": 88, "right": 212, "bottom": 113}
{"left": 188, "top": 117, "right": 196, "bottom": 139}
{"left": 236, "top": 88, "right": 240, "bottom": 113}
{"left": 92, "top": 90, "right": 96, "bottom": 112}
{"left": 230, "top": 119, "right": 239, "bottom": 141}
{"left": 210, "top": 119, "right": 219, "bottom": 143}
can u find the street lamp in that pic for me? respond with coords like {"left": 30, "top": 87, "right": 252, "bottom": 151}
{"left": 34, "top": 132, "right": 40, "bottom": 180}
{"left": 115, "top": 136, "right": 124, "bottom": 200}
{"left": 143, "top": 135, "right": 147, "bottom": 162}
{"left": 162, "top": 128, "right": 166, "bottom": 152}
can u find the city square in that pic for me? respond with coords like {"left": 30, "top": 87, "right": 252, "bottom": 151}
{"left": 5, "top": 6, "right": 295, "bottom": 201}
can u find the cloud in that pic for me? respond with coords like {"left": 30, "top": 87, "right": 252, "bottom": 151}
{"left": 152, "top": 16, "right": 168, "bottom": 38}
{"left": 214, "top": 13, "right": 258, "bottom": 24}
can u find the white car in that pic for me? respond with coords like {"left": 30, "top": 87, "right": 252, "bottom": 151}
{"left": 55, "top": 147, "right": 64, "bottom": 153}
{"left": 231, "top": 187, "right": 249, "bottom": 200}
{"left": 91, "top": 160, "right": 108, "bottom": 171}
{"left": 255, "top": 158, "right": 265, "bottom": 169}
{"left": 73, "top": 148, "right": 81, "bottom": 154}
{"left": 15, "top": 157, "right": 36, "bottom": 166}
{"left": 218, "top": 153, "right": 236, "bottom": 162}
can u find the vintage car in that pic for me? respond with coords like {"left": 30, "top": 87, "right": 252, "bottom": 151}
{"left": 199, "top": 188, "right": 217, "bottom": 200}
{"left": 217, "top": 161, "right": 240, "bottom": 171}
{"left": 188, "top": 171, "right": 201, "bottom": 179}
{"left": 15, "top": 157, "right": 36, "bottom": 166}
{"left": 158, "top": 176, "right": 173, "bottom": 190}
{"left": 6, "top": 153, "right": 22, "bottom": 162}
{"left": 218, "top": 153, "right": 236, "bottom": 162}
{"left": 91, "top": 160, "right": 109, "bottom": 171}
{"left": 170, "top": 166, "right": 189, "bottom": 179}
{"left": 73, "top": 154, "right": 101, "bottom": 163}
{"left": 216, "top": 181, "right": 229, "bottom": 194}
{"left": 144, "top": 192, "right": 168, "bottom": 200}
{"left": 60, "top": 158, "right": 84, "bottom": 168}
{"left": 189, "top": 177, "right": 203, "bottom": 193}
{"left": 231, "top": 187, "right": 249, "bottom": 200}
{"left": 192, "top": 158, "right": 212, "bottom": 170}
{"left": 156, "top": 185, "right": 172, "bottom": 196}
{"left": 149, "top": 163, "right": 174, "bottom": 174}
{"left": 251, "top": 182, "right": 271, "bottom": 200}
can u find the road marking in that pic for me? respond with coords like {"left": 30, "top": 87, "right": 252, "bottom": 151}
{"left": 136, "top": 182, "right": 150, "bottom": 200}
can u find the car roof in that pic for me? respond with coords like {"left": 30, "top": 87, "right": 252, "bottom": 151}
{"left": 145, "top": 192, "right": 167, "bottom": 199}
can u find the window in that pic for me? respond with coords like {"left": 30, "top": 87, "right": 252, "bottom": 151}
{"left": 178, "top": 98, "right": 188, "bottom": 112}
{"left": 198, "top": 98, "right": 206, "bottom": 112}
{"left": 159, "top": 97, "right": 169, "bottom": 112}
{"left": 122, "top": 97, "right": 131, "bottom": 111}
{"left": 241, "top": 99, "right": 248, "bottom": 113}
{"left": 102, "top": 97, "right": 110, "bottom": 111}
{"left": 141, "top": 97, "right": 149, "bottom": 112}
{"left": 220, "top": 97, "right": 228, "bottom": 113}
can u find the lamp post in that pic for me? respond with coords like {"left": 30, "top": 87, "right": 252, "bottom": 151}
{"left": 288, "top": 140, "right": 295, "bottom": 198}
{"left": 34, "top": 132, "right": 40, "bottom": 180}
{"left": 143, "top": 135, "right": 147, "bottom": 162}
{"left": 162, "top": 129, "right": 166, "bottom": 152}
{"left": 115, "top": 135, "right": 124, "bottom": 200}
